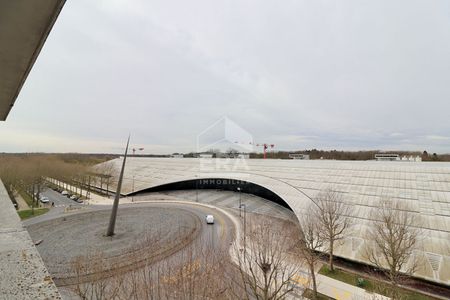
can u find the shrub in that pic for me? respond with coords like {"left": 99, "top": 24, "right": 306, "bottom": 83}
{"left": 356, "top": 277, "right": 368, "bottom": 288}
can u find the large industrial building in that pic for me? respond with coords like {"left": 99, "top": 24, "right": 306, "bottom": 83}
{"left": 97, "top": 157, "right": 450, "bottom": 285}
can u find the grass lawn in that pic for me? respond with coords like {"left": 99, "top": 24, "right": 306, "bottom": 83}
{"left": 17, "top": 208, "right": 49, "bottom": 220}
{"left": 303, "top": 289, "right": 335, "bottom": 300}
{"left": 319, "top": 265, "right": 439, "bottom": 300}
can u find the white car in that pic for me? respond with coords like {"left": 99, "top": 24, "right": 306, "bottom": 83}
{"left": 40, "top": 196, "right": 49, "bottom": 203}
{"left": 61, "top": 191, "right": 69, "bottom": 196}
{"left": 205, "top": 215, "right": 214, "bottom": 224}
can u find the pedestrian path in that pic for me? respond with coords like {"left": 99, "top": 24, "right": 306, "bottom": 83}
{"left": 316, "top": 273, "right": 389, "bottom": 300}
{"left": 13, "top": 190, "right": 30, "bottom": 211}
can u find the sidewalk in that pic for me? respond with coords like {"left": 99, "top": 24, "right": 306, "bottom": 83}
{"left": 316, "top": 273, "right": 388, "bottom": 300}
{"left": 13, "top": 191, "right": 30, "bottom": 211}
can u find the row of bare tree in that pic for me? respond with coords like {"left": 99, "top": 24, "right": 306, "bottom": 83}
{"left": 0, "top": 154, "right": 117, "bottom": 208}
{"left": 296, "top": 189, "right": 420, "bottom": 299}
{"left": 233, "top": 189, "right": 420, "bottom": 300}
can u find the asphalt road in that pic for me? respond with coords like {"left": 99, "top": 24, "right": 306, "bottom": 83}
{"left": 41, "top": 188, "right": 82, "bottom": 208}
{"left": 26, "top": 188, "right": 84, "bottom": 221}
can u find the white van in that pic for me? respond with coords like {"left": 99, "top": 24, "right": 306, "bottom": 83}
{"left": 205, "top": 215, "right": 214, "bottom": 224}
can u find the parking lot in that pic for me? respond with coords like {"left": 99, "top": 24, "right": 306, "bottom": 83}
{"left": 40, "top": 187, "right": 83, "bottom": 209}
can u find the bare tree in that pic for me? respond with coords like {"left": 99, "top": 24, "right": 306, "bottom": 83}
{"left": 233, "top": 217, "right": 305, "bottom": 300}
{"left": 93, "top": 161, "right": 117, "bottom": 197}
{"left": 297, "top": 207, "right": 324, "bottom": 300}
{"left": 71, "top": 251, "right": 123, "bottom": 300}
{"left": 314, "top": 189, "right": 351, "bottom": 272}
{"left": 364, "top": 199, "right": 420, "bottom": 299}
{"left": 69, "top": 229, "right": 233, "bottom": 300}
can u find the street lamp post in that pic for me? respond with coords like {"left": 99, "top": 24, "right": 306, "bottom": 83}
{"left": 240, "top": 203, "right": 247, "bottom": 260}
{"left": 195, "top": 176, "right": 198, "bottom": 202}
{"left": 237, "top": 187, "right": 242, "bottom": 217}
{"left": 131, "top": 174, "right": 135, "bottom": 202}
{"left": 87, "top": 175, "right": 91, "bottom": 199}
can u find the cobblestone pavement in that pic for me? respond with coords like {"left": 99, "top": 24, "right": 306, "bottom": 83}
{"left": 26, "top": 206, "right": 201, "bottom": 284}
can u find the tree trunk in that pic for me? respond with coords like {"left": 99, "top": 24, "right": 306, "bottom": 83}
{"left": 329, "top": 240, "right": 334, "bottom": 272}
{"left": 87, "top": 176, "right": 91, "bottom": 198}
{"left": 32, "top": 184, "right": 35, "bottom": 215}
{"left": 310, "top": 265, "right": 318, "bottom": 300}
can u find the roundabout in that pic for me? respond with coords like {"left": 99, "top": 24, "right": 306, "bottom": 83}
{"left": 26, "top": 206, "right": 202, "bottom": 285}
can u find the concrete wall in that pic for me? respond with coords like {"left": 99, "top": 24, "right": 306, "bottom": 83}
{"left": 0, "top": 180, "right": 60, "bottom": 299}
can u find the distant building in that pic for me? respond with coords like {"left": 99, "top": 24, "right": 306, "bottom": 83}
{"left": 401, "top": 155, "right": 422, "bottom": 162}
{"left": 170, "top": 154, "right": 184, "bottom": 158}
{"left": 199, "top": 153, "right": 213, "bottom": 159}
{"left": 374, "top": 153, "right": 400, "bottom": 161}
{"left": 238, "top": 153, "right": 250, "bottom": 159}
{"left": 375, "top": 154, "right": 422, "bottom": 162}
{"left": 289, "top": 154, "right": 310, "bottom": 160}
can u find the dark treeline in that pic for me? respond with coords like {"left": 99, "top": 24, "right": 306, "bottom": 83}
{"left": 249, "top": 149, "right": 449, "bottom": 161}
{"left": 179, "top": 149, "right": 450, "bottom": 161}
{"left": 0, "top": 153, "right": 118, "bottom": 165}
{"left": 2, "top": 149, "right": 449, "bottom": 164}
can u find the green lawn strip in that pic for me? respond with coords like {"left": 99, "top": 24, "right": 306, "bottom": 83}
{"left": 17, "top": 208, "right": 49, "bottom": 220}
{"left": 303, "top": 289, "right": 335, "bottom": 300}
{"left": 319, "top": 265, "right": 439, "bottom": 300}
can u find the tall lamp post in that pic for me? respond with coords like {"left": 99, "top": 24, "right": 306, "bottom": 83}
{"left": 130, "top": 147, "right": 143, "bottom": 202}
{"left": 240, "top": 203, "right": 247, "bottom": 260}
{"left": 131, "top": 174, "right": 135, "bottom": 202}
{"left": 106, "top": 135, "right": 130, "bottom": 237}
{"left": 237, "top": 186, "right": 242, "bottom": 217}
{"left": 195, "top": 175, "right": 199, "bottom": 202}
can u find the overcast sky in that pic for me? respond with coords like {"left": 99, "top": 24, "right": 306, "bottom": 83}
{"left": 1, "top": 0, "right": 450, "bottom": 154}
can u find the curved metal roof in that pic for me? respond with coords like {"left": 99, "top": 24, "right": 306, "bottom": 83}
{"left": 97, "top": 157, "right": 450, "bottom": 285}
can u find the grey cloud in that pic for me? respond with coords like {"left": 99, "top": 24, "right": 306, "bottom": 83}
{"left": 1, "top": 0, "right": 449, "bottom": 154}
